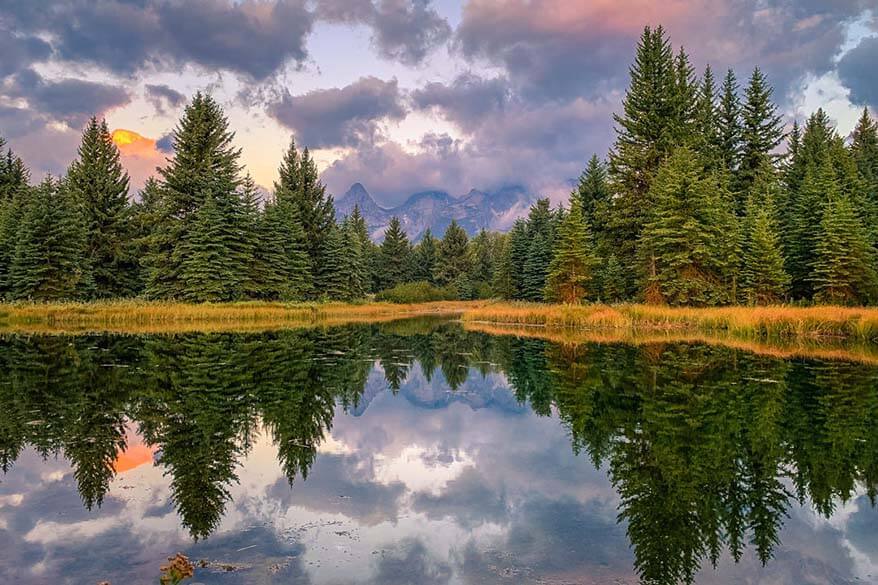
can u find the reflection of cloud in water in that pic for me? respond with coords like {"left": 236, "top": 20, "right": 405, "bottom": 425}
{"left": 2, "top": 353, "right": 878, "bottom": 584}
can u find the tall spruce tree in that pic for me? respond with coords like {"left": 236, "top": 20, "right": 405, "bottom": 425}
{"left": 275, "top": 140, "right": 336, "bottom": 296}
{"left": 521, "top": 232, "right": 552, "bottom": 302}
{"left": 10, "top": 178, "right": 88, "bottom": 301}
{"left": 544, "top": 197, "right": 598, "bottom": 304}
{"left": 850, "top": 108, "right": 878, "bottom": 246}
{"left": 508, "top": 219, "right": 529, "bottom": 300}
{"left": 740, "top": 189, "right": 790, "bottom": 305}
{"left": 413, "top": 228, "right": 438, "bottom": 284}
{"left": 258, "top": 195, "right": 312, "bottom": 301}
{"left": 811, "top": 194, "right": 878, "bottom": 305}
{"left": 469, "top": 229, "right": 496, "bottom": 296}
{"left": 0, "top": 142, "right": 29, "bottom": 298}
{"left": 491, "top": 235, "right": 514, "bottom": 299}
{"left": 340, "top": 217, "right": 367, "bottom": 300}
{"left": 378, "top": 216, "right": 412, "bottom": 290}
{"left": 738, "top": 68, "right": 784, "bottom": 207}
{"left": 349, "top": 205, "right": 378, "bottom": 293}
{"left": 607, "top": 26, "right": 678, "bottom": 294}
{"left": 174, "top": 195, "right": 237, "bottom": 303}
{"left": 718, "top": 69, "right": 743, "bottom": 177}
{"left": 65, "top": 117, "right": 138, "bottom": 298}
{"left": 639, "top": 147, "right": 738, "bottom": 305}
{"left": 435, "top": 220, "right": 470, "bottom": 289}
{"left": 145, "top": 93, "right": 248, "bottom": 300}
{"left": 573, "top": 155, "right": 610, "bottom": 230}
{"left": 318, "top": 223, "right": 347, "bottom": 299}
{"left": 694, "top": 65, "right": 722, "bottom": 172}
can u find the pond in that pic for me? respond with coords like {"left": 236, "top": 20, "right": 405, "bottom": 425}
{"left": 0, "top": 318, "right": 876, "bottom": 584}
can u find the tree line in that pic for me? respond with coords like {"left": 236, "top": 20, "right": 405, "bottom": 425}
{"left": 1, "top": 25, "right": 877, "bottom": 305}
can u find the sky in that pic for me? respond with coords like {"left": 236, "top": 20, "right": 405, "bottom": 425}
{"left": 1, "top": 0, "right": 877, "bottom": 208}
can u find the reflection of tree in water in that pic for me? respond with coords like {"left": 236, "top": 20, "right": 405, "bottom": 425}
{"left": 2, "top": 322, "right": 877, "bottom": 583}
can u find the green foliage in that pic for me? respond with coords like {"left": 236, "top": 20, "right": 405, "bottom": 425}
{"left": 435, "top": 219, "right": 470, "bottom": 287}
{"left": 811, "top": 194, "right": 878, "bottom": 305}
{"left": 573, "top": 155, "right": 610, "bottom": 224}
{"left": 378, "top": 216, "right": 412, "bottom": 290}
{"left": 65, "top": 117, "right": 138, "bottom": 298}
{"left": 491, "top": 235, "right": 514, "bottom": 299}
{"left": 600, "top": 253, "right": 626, "bottom": 303}
{"left": 375, "top": 281, "right": 458, "bottom": 303}
{"left": 545, "top": 196, "right": 598, "bottom": 303}
{"left": 740, "top": 189, "right": 790, "bottom": 305}
{"left": 639, "top": 148, "right": 739, "bottom": 305}
{"left": 9, "top": 178, "right": 89, "bottom": 301}
{"left": 318, "top": 224, "right": 348, "bottom": 300}
{"left": 718, "top": 69, "right": 743, "bottom": 176}
{"left": 412, "top": 228, "right": 438, "bottom": 284}
{"left": 737, "top": 68, "right": 784, "bottom": 204}
{"left": 257, "top": 195, "right": 312, "bottom": 301}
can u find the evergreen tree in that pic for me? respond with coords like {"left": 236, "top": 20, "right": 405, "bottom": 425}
{"left": 340, "top": 217, "right": 367, "bottom": 300}
{"left": 491, "top": 235, "right": 514, "bottom": 299}
{"left": 521, "top": 232, "right": 552, "bottom": 302}
{"left": 600, "top": 254, "right": 626, "bottom": 303}
{"left": 545, "top": 197, "right": 598, "bottom": 303}
{"left": 435, "top": 220, "right": 471, "bottom": 290}
{"left": 639, "top": 147, "right": 739, "bottom": 305}
{"left": 275, "top": 140, "right": 336, "bottom": 295}
{"left": 469, "top": 229, "right": 496, "bottom": 296}
{"left": 318, "top": 223, "right": 347, "bottom": 300}
{"left": 347, "top": 205, "right": 378, "bottom": 293}
{"left": 65, "top": 117, "right": 137, "bottom": 298}
{"left": 607, "top": 26, "right": 678, "bottom": 294}
{"left": 850, "top": 108, "right": 878, "bottom": 246}
{"left": 0, "top": 143, "right": 29, "bottom": 298}
{"left": 811, "top": 194, "right": 878, "bottom": 305}
{"left": 378, "top": 216, "right": 412, "bottom": 290}
{"left": 413, "top": 228, "right": 438, "bottom": 284}
{"left": 508, "top": 219, "right": 529, "bottom": 300}
{"left": 738, "top": 68, "right": 784, "bottom": 206}
{"left": 144, "top": 93, "right": 247, "bottom": 300}
{"left": 10, "top": 178, "right": 88, "bottom": 301}
{"left": 718, "top": 69, "right": 743, "bottom": 176}
{"left": 740, "top": 190, "right": 790, "bottom": 305}
{"left": 258, "top": 196, "right": 312, "bottom": 301}
{"left": 174, "top": 195, "right": 237, "bottom": 302}
{"left": 573, "top": 155, "right": 610, "bottom": 228}
{"left": 694, "top": 65, "right": 721, "bottom": 171}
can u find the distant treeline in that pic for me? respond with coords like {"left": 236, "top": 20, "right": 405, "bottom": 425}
{"left": 1, "top": 25, "right": 877, "bottom": 305}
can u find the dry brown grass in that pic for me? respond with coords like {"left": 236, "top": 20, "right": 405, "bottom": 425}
{"left": 461, "top": 302, "right": 878, "bottom": 342}
{"left": 0, "top": 300, "right": 483, "bottom": 335}
{"left": 464, "top": 321, "right": 878, "bottom": 366}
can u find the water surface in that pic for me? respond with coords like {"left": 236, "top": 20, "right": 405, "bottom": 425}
{"left": 1, "top": 319, "right": 876, "bottom": 584}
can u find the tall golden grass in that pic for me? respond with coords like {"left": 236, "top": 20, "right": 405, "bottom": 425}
{"left": 0, "top": 300, "right": 482, "bottom": 335}
{"left": 461, "top": 302, "right": 878, "bottom": 342}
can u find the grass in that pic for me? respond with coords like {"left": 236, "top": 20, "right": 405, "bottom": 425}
{"left": 2, "top": 300, "right": 878, "bottom": 346}
{"left": 461, "top": 302, "right": 878, "bottom": 343}
{"left": 0, "top": 300, "right": 483, "bottom": 334}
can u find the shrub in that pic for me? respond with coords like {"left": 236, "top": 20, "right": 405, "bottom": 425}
{"left": 375, "top": 281, "right": 457, "bottom": 303}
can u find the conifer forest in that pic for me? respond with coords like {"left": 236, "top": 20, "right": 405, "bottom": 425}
{"left": 2, "top": 26, "right": 878, "bottom": 307}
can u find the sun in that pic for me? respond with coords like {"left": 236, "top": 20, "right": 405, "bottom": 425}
{"left": 111, "top": 128, "right": 145, "bottom": 147}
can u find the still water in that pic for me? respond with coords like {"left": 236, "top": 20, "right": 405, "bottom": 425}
{"left": 1, "top": 318, "right": 877, "bottom": 584}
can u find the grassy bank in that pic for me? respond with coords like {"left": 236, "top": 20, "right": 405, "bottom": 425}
{"left": 0, "top": 300, "right": 482, "bottom": 334}
{"left": 461, "top": 302, "right": 878, "bottom": 343}
{"left": 2, "top": 300, "right": 878, "bottom": 344}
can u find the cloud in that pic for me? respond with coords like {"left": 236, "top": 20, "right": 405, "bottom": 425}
{"left": 368, "top": 539, "right": 452, "bottom": 585}
{"left": 145, "top": 84, "right": 186, "bottom": 115}
{"left": 412, "top": 73, "right": 511, "bottom": 128}
{"left": 838, "top": 35, "right": 878, "bottom": 109}
{"left": 111, "top": 129, "right": 166, "bottom": 190}
{"left": 317, "top": 0, "right": 452, "bottom": 65}
{"left": 0, "top": 28, "right": 52, "bottom": 78}
{"left": 5, "top": 69, "right": 131, "bottom": 130}
{"left": 268, "top": 76, "right": 407, "bottom": 148}
{"left": 322, "top": 90, "right": 614, "bottom": 205}
{"left": 0, "top": 0, "right": 314, "bottom": 81}
{"left": 454, "top": 0, "right": 872, "bottom": 104}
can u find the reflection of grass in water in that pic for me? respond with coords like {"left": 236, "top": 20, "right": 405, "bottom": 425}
{"left": 0, "top": 300, "right": 482, "bottom": 335}
{"left": 465, "top": 321, "right": 878, "bottom": 365}
{"left": 462, "top": 302, "right": 878, "bottom": 343}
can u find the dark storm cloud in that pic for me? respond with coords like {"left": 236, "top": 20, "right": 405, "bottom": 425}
{"left": 145, "top": 84, "right": 186, "bottom": 114}
{"left": 838, "top": 35, "right": 878, "bottom": 109}
{"left": 5, "top": 69, "right": 131, "bottom": 130}
{"left": 412, "top": 73, "right": 510, "bottom": 128}
{"left": 0, "top": 29, "right": 52, "bottom": 78}
{"left": 268, "top": 76, "right": 407, "bottom": 148}
{"left": 0, "top": 0, "right": 314, "bottom": 81}
{"left": 317, "top": 0, "right": 452, "bottom": 65}
{"left": 454, "top": 0, "right": 872, "bottom": 104}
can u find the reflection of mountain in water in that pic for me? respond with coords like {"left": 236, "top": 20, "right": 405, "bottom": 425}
{"left": 1, "top": 320, "right": 877, "bottom": 585}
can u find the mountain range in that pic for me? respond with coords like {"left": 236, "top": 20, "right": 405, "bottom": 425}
{"left": 334, "top": 183, "right": 535, "bottom": 241}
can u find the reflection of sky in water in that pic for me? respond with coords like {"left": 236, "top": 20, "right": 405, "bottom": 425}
{"left": 1, "top": 361, "right": 877, "bottom": 585}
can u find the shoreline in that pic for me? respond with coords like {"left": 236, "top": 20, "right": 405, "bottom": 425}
{"left": 1, "top": 300, "right": 877, "bottom": 343}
